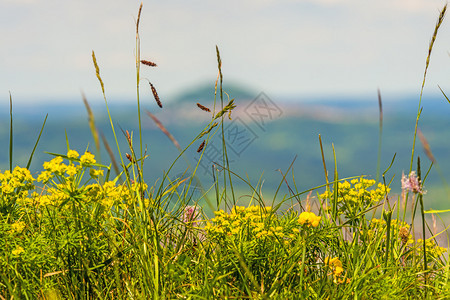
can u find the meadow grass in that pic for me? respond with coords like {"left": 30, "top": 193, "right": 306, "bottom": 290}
{"left": 1, "top": 3, "right": 450, "bottom": 299}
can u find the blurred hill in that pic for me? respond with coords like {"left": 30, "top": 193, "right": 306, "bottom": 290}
{"left": 1, "top": 84, "right": 449, "bottom": 211}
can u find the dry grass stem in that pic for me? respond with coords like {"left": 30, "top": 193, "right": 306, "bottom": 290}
{"left": 422, "top": 4, "right": 447, "bottom": 92}
{"left": 81, "top": 92, "right": 100, "bottom": 153}
{"left": 101, "top": 132, "right": 120, "bottom": 177}
{"left": 91, "top": 51, "right": 105, "bottom": 95}
{"left": 125, "top": 130, "right": 132, "bottom": 146}
{"left": 145, "top": 110, "right": 181, "bottom": 151}
{"left": 214, "top": 99, "right": 236, "bottom": 120}
{"left": 377, "top": 89, "right": 383, "bottom": 125}
{"left": 136, "top": 3, "right": 143, "bottom": 34}
{"left": 199, "top": 122, "right": 218, "bottom": 138}
{"left": 417, "top": 129, "right": 436, "bottom": 163}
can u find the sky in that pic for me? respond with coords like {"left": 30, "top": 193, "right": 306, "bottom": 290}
{"left": 1, "top": 0, "right": 450, "bottom": 104}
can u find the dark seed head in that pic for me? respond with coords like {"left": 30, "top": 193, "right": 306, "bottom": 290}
{"left": 197, "top": 140, "right": 206, "bottom": 153}
{"left": 126, "top": 153, "right": 133, "bottom": 162}
{"left": 141, "top": 60, "right": 157, "bottom": 67}
{"left": 149, "top": 82, "right": 162, "bottom": 108}
{"left": 196, "top": 103, "right": 211, "bottom": 112}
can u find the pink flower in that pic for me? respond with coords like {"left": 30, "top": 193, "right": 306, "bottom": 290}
{"left": 401, "top": 171, "right": 425, "bottom": 195}
{"left": 183, "top": 205, "right": 199, "bottom": 223}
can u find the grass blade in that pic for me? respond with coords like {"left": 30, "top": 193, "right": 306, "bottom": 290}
{"left": 319, "top": 134, "right": 329, "bottom": 186}
{"left": 376, "top": 89, "right": 383, "bottom": 182}
{"left": 101, "top": 132, "right": 121, "bottom": 180}
{"left": 26, "top": 114, "right": 48, "bottom": 169}
{"left": 410, "top": 4, "right": 447, "bottom": 173}
{"left": 82, "top": 92, "right": 101, "bottom": 160}
{"left": 9, "top": 93, "right": 13, "bottom": 170}
{"left": 438, "top": 85, "right": 450, "bottom": 104}
{"left": 145, "top": 110, "right": 181, "bottom": 151}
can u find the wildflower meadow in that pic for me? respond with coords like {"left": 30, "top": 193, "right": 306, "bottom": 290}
{"left": 1, "top": 3, "right": 450, "bottom": 299}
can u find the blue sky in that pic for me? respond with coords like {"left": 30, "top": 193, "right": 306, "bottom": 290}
{"left": 1, "top": 0, "right": 450, "bottom": 104}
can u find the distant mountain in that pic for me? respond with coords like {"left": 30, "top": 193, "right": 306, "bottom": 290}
{"left": 171, "top": 81, "right": 256, "bottom": 106}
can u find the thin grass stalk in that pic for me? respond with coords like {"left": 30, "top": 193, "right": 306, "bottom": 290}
{"left": 332, "top": 143, "right": 338, "bottom": 221}
{"left": 410, "top": 4, "right": 446, "bottom": 173}
{"left": 418, "top": 128, "right": 449, "bottom": 198}
{"left": 318, "top": 134, "right": 329, "bottom": 186}
{"left": 92, "top": 50, "right": 128, "bottom": 185}
{"left": 406, "top": 5, "right": 446, "bottom": 223}
{"left": 26, "top": 114, "right": 47, "bottom": 170}
{"left": 134, "top": 3, "right": 147, "bottom": 212}
{"left": 100, "top": 132, "right": 121, "bottom": 180}
{"left": 145, "top": 111, "right": 181, "bottom": 151}
{"left": 276, "top": 163, "right": 303, "bottom": 208}
{"left": 403, "top": 107, "right": 421, "bottom": 221}
{"left": 438, "top": 84, "right": 450, "bottom": 104}
{"left": 383, "top": 210, "right": 392, "bottom": 270}
{"left": 215, "top": 45, "right": 236, "bottom": 207}
{"left": 147, "top": 113, "right": 219, "bottom": 213}
{"left": 152, "top": 234, "right": 160, "bottom": 299}
{"left": 417, "top": 157, "right": 428, "bottom": 289}
{"left": 299, "top": 232, "right": 308, "bottom": 290}
{"left": 273, "top": 156, "right": 298, "bottom": 210}
{"left": 376, "top": 89, "right": 383, "bottom": 182}
{"left": 229, "top": 240, "right": 261, "bottom": 295}
{"left": 9, "top": 93, "right": 13, "bottom": 171}
{"left": 135, "top": 3, "right": 144, "bottom": 175}
{"left": 82, "top": 92, "right": 101, "bottom": 162}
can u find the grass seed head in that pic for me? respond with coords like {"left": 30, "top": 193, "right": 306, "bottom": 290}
{"left": 197, "top": 140, "right": 206, "bottom": 152}
{"left": 126, "top": 153, "right": 133, "bottom": 163}
{"left": 141, "top": 60, "right": 157, "bottom": 67}
{"left": 149, "top": 82, "right": 162, "bottom": 108}
{"left": 196, "top": 103, "right": 211, "bottom": 112}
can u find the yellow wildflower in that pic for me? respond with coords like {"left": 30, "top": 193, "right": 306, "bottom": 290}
{"left": 12, "top": 246, "right": 25, "bottom": 256}
{"left": 67, "top": 149, "right": 79, "bottom": 159}
{"left": 80, "top": 152, "right": 96, "bottom": 166}
{"left": 65, "top": 164, "right": 78, "bottom": 177}
{"left": 298, "top": 211, "right": 321, "bottom": 228}
{"left": 90, "top": 169, "right": 104, "bottom": 178}
{"left": 325, "top": 257, "right": 346, "bottom": 281}
{"left": 37, "top": 170, "right": 53, "bottom": 183}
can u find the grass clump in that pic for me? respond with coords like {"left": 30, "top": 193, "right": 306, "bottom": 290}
{"left": 1, "top": 3, "right": 450, "bottom": 299}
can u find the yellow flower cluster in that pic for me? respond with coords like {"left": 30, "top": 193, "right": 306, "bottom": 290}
{"left": 67, "top": 149, "right": 79, "bottom": 159}
{"left": 11, "top": 246, "right": 25, "bottom": 256}
{"left": 0, "top": 167, "right": 35, "bottom": 195}
{"left": 85, "top": 181, "right": 149, "bottom": 210}
{"left": 368, "top": 218, "right": 413, "bottom": 245}
{"left": 298, "top": 211, "right": 321, "bottom": 228}
{"left": 416, "top": 238, "right": 447, "bottom": 258}
{"left": 205, "top": 206, "right": 322, "bottom": 245}
{"left": 37, "top": 150, "right": 99, "bottom": 184}
{"left": 80, "top": 152, "right": 96, "bottom": 166}
{"left": 319, "top": 178, "right": 390, "bottom": 215}
{"left": 367, "top": 218, "right": 447, "bottom": 259}
{"left": 0, "top": 150, "right": 150, "bottom": 211}
{"left": 205, "top": 205, "right": 283, "bottom": 240}
{"left": 37, "top": 185, "right": 70, "bottom": 207}
{"left": 9, "top": 221, "right": 26, "bottom": 234}
{"left": 324, "top": 257, "right": 349, "bottom": 283}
